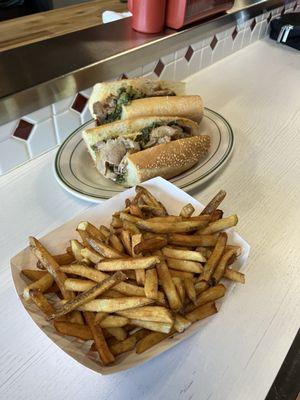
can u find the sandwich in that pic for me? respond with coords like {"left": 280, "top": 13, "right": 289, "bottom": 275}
{"left": 82, "top": 116, "right": 210, "bottom": 186}
{"left": 88, "top": 78, "right": 185, "bottom": 124}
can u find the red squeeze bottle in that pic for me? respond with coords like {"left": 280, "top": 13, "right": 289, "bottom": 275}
{"left": 129, "top": 0, "right": 166, "bottom": 34}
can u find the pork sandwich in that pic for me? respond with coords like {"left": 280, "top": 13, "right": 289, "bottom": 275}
{"left": 82, "top": 116, "right": 210, "bottom": 186}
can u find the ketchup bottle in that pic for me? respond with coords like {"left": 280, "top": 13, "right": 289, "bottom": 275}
{"left": 128, "top": 0, "right": 166, "bottom": 34}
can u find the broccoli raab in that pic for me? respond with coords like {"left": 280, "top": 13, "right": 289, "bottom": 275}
{"left": 105, "top": 86, "right": 144, "bottom": 123}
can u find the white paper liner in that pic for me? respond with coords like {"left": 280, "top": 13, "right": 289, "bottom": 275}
{"left": 10, "top": 177, "right": 250, "bottom": 375}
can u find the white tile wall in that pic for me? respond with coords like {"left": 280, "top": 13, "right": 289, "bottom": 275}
{"left": 0, "top": 1, "right": 298, "bottom": 175}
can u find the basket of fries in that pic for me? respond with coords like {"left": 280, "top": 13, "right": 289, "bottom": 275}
{"left": 10, "top": 177, "right": 249, "bottom": 374}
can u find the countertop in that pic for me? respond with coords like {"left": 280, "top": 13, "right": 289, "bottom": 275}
{"left": 0, "top": 0, "right": 126, "bottom": 52}
{"left": 0, "top": 38, "right": 300, "bottom": 400}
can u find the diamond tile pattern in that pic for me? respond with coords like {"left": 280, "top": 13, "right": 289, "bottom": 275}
{"left": 13, "top": 119, "right": 34, "bottom": 141}
{"left": 185, "top": 46, "right": 194, "bottom": 62}
{"left": 71, "top": 93, "right": 88, "bottom": 114}
{"left": 250, "top": 19, "right": 256, "bottom": 31}
{"left": 210, "top": 36, "right": 218, "bottom": 50}
{"left": 232, "top": 27, "right": 238, "bottom": 40}
{"left": 154, "top": 60, "right": 165, "bottom": 77}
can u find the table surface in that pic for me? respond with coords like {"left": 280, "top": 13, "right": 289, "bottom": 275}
{"left": 0, "top": 39, "right": 299, "bottom": 400}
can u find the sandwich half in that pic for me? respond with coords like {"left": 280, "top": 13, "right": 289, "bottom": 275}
{"left": 88, "top": 78, "right": 185, "bottom": 124}
{"left": 82, "top": 116, "right": 210, "bottom": 186}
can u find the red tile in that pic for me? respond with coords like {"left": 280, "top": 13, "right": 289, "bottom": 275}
{"left": 13, "top": 119, "right": 34, "bottom": 141}
{"left": 250, "top": 19, "right": 256, "bottom": 32}
{"left": 71, "top": 93, "right": 88, "bottom": 113}
{"left": 210, "top": 36, "right": 218, "bottom": 50}
{"left": 232, "top": 27, "right": 238, "bottom": 41}
{"left": 154, "top": 60, "right": 165, "bottom": 77}
{"left": 185, "top": 46, "right": 194, "bottom": 62}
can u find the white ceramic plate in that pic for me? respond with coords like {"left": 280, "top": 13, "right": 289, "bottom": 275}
{"left": 10, "top": 177, "right": 249, "bottom": 375}
{"left": 54, "top": 108, "right": 234, "bottom": 202}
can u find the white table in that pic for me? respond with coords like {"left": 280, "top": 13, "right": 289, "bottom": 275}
{"left": 1, "top": 39, "right": 299, "bottom": 400}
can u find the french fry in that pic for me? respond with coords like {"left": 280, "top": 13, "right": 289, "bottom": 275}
{"left": 130, "top": 319, "right": 172, "bottom": 333}
{"left": 195, "top": 247, "right": 210, "bottom": 258}
{"left": 146, "top": 216, "right": 182, "bottom": 223}
{"left": 54, "top": 253, "right": 75, "bottom": 265}
{"left": 172, "top": 277, "right": 185, "bottom": 304}
{"left": 94, "top": 312, "right": 107, "bottom": 325}
{"left": 194, "top": 281, "right": 210, "bottom": 294}
{"left": 109, "top": 234, "right": 125, "bottom": 253}
{"left": 68, "top": 311, "right": 84, "bottom": 325}
{"left": 77, "top": 221, "right": 106, "bottom": 242}
{"left": 105, "top": 327, "right": 127, "bottom": 341}
{"left": 120, "top": 230, "right": 132, "bottom": 256}
{"left": 129, "top": 328, "right": 150, "bottom": 342}
{"left": 200, "top": 215, "right": 238, "bottom": 235}
{"left": 120, "top": 213, "right": 210, "bottom": 233}
{"left": 49, "top": 271, "right": 127, "bottom": 319}
{"left": 64, "top": 278, "right": 95, "bottom": 292}
{"left": 96, "top": 256, "right": 160, "bottom": 271}
{"left": 224, "top": 268, "right": 245, "bottom": 283}
{"left": 29, "top": 236, "right": 73, "bottom": 299}
{"left": 21, "top": 269, "right": 47, "bottom": 281}
{"left": 212, "top": 249, "right": 236, "bottom": 284}
{"left": 70, "top": 239, "right": 85, "bottom": 262}
{"left": 76, "top": 229, "right": 91, "bottom": 248}
{"left": 180, "top": 203, "right": 195, "bottom": 218}
{"left": 110, "top": 335, "right": 137, "bottom": 356}
{"left": 200, "top": 190, "right": 226, "bottom": 215}
{"left": 162, "top": 247, "right": 206, "bottom": 262}
{"left": 87, "top": 238, "right": 124, "bottom": 259}
{"left": 185, "top": 284, "right": 226, "bottom": 312}
{"left": 169, "top": 269, "right": 194, "bottom": 280}
{"left": 225, "top": 245, "right": 242, "bottom": 257}
{"left": 99, "top": 316, "right": 129, "bottom": 328}
{"left": 99, "top": 225, "right": 111, "bottom": 240}
{"left": 210, "top": 209, "right": 223, "bottom": 222}
{"left": 140, "top": 205, "right": 167, "bottom": 217}
{"left": 144, "top": 269, "right": 158, "bottom": 300}
{"left": 199, "top": 232, "right": 227, "bottom": 282}
{"left": 185, "top": 301, "right": 217, "bottom": 323}
{"left": 84, "top": 312, "right": 115, "bottom": 365}
{"left": 29, "top": 289, "right": 56, "bottom": 316}
{"left": 174, "top": 314, "right": 192, "bottom": 333}
{"left": 184, "top": 278, "right": 197, "bottom": 304}
{"left": 23, "top": 273, "right": 54, "bottom": 300}
{"left": 129, "top": 204, "right": 144, "bottom": 218}
{"left": 117, "top": 306, "right": 173, "bottom": 323}
{"left": 60, "top": 264, "right": 146, "bottom": 297}
{"left": 134, "top": 237, "right": 168, "bottom": 254}
{"left": 102, "top": 289, "right": 125, "bottom": 298}
{"left": 78, "top": 297, "right": 154, "bottom": 313}
{"left": 156, "top": 259, "right": 182, "bottom": 311}
{"left": 54, "top": 321, "right": 93, "bottom": 340}
{"left": 168, "top": 233, "right": 219, "bottom": 247}
{"left": 111, "top": 216, "right": 123, "bottom": 228}
{"left": 122, "top": 220, "right": 141, "bottom": 235}
{"left": 135, "top": 185, "right": 167, "bottom": 215}
{"left": 136, "top": 331, "right": 171, "bottom": 354}
{"left": 166, "top": 258, "right": 203, "bottom": 274}
{"left": 81, "top": 247, "right": 103, "bottom": 264}
{"left": 131, "top": 234, "right": 145, "bottom": 285}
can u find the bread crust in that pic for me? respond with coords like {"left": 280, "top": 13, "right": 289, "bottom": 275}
{"left": 125, "top": 135, "right": 210, "bottom": 186}
{"left": 121, "top": 96, "right": 203, "bottom": 123}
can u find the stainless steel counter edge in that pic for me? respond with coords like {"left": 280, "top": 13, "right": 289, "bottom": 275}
{"left": 0, "top": 0, "right": 285, "bottom": 125}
